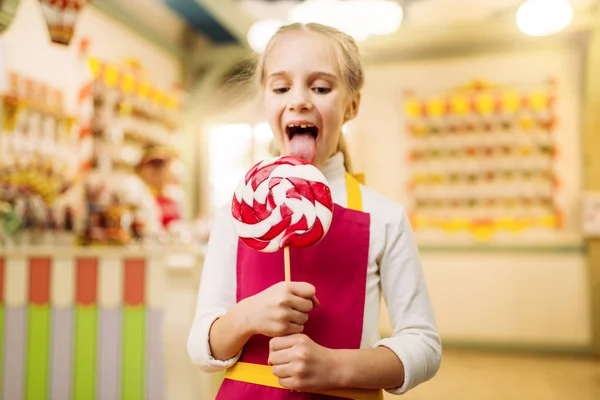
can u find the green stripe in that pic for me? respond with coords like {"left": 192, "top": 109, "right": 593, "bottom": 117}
{"left": 74, "top": 306, "right": 97, "bottom": 400}
{"left": 26, "top": 305, "right": 50, "bottom": 400}
{"left": 0, "top": 306, "right": 3, "bottom": 397}
{"left": 122, "top": 307, "right": 145, "bottom": 400}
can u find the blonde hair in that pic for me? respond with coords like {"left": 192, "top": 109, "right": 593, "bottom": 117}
{"left": 256, "top": 22, "right": 364, "bottom": 173}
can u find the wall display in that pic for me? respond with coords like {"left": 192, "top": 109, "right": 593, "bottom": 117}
{"left": 85, "top": 58, "right": 180, "bottom": 174}
{"left": 76, "top": 58, "right": 182, "bottom": 246}
{"left": 0, "top": 72, "right": 80, "bottom": 246}
{"left": 0, "top": 57, "right": 185, "bottom": 248}
{"left": 403, "top": 79, "right": 562, "bottom": 242}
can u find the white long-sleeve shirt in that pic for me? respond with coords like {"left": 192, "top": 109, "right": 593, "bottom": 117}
{"left": 187, "top": 152, "right": 442, "bottom": 395}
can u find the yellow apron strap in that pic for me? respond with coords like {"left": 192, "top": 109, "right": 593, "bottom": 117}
{"left": 225, "top": 362, "right": 383, "bottom": 400}
{"left": 346, "top": 173, "right": 363, "bottom": 212}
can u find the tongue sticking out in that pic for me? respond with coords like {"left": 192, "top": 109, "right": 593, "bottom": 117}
{"left": 289, "top": 134, "right": 316, "bottom": 164}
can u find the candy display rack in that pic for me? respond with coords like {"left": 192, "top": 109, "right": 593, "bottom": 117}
{"left": 86, "top": 58, "right": 180, "bottom": 174}
{"left": 76, "top": 58, "right": 182, "bottom": 246}
{"left": 0, "top": 72, "right": 81, "bottom": 246}
{"left": 403, "top": 79, "right": 563, "bottom": 242}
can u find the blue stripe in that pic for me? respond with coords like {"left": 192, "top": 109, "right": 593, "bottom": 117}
{"left": 162, "top": 0, "right": 238, "bottom": 43}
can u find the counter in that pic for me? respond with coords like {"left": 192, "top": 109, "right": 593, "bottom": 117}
{"left": 0, "top": 244, "right": 205, "bottom": 400}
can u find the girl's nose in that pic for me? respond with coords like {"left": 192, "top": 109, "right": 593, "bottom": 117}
{"left": 287, "top": 91, "right": 313, "bottom": 112}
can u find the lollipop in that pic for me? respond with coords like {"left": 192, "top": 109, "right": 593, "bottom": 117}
{"left": 232, "top": 156, "right": 334, "bottom": 281}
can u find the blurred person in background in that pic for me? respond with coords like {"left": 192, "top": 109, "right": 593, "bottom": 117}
{"left": 135, "top": 144, "right": 184, "bottom": 231}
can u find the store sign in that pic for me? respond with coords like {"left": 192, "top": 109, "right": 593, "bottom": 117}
{"left": 582, "top": 191, "right": 600, "bottom": 237}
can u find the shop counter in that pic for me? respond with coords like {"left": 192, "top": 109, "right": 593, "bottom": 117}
{"left": 0, "top": 244, "right": 205, "bottom": 400}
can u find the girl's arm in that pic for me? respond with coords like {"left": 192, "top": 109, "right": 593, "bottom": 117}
{"left": 268, "top": 334, "right": 405, "bottom": 391}
{"left": 337, "top": 206, "right": 441, "bottom": 393}
{"left": 334, "top": 346, "right": 404, "bottom": 389}
{"left": 268, "top": 207, "right": 441, "bottom": 393}
{"left": 370, "top": 206, "right": 441, "bottom": 393}
{"left": 187, "top": 206, "right": 242, "bottom": 372}
{"left": 205, "top": 298, "right": 254, "bottom": 361}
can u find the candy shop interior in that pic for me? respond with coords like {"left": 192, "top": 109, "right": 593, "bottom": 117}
{"left": 0, "top": 1, "right": 210, "bottom": 400}
{"left": 0, "top": 0, "right": 599, "bottom": 400}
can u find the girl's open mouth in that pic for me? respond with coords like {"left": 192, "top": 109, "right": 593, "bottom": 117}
{"left": 286, "top": 123, "right": 319, "bottom": 140}
{"left": 285, "top": 123, "right": 319, "bottom": 163}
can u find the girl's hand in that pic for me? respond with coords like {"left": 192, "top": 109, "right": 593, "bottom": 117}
{"left": 268, "top": 334, "right": 338, "bottom": 392}
{"left": 242, "top": 282, "right": 320, "bottom": 338}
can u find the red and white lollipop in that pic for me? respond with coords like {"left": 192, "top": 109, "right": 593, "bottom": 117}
{"left": 232, "top": 156, "right": 334, "bottom": 280}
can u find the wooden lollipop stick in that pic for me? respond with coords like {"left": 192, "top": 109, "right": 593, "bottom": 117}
{"left": 284, "top": 246, "right": 291, "bottom": 282}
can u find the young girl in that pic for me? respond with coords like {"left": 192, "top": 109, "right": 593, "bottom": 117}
{"left": 188, "top": 22, "right": 441, "bottom": 399}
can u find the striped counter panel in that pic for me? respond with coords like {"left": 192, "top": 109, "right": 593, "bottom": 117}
{"left": 0, "top": 254, "right": 165, "bottom": 400}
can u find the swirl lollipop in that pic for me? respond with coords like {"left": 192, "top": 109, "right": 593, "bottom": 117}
{"left": 232, "top": 156, "right": 334, "bottom": 281}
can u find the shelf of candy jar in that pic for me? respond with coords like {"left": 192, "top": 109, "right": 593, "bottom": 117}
{"left": 403, "top": 79, "right": 564, "bottom": 242}
{"left": 0, "top": 72, "right": 83, "bottom": 247}
{"left": 1, "top": 168, "right": 209, "bottom": 250}
{"left": 0, "top": 64, "right": 201, "bottom": 250}
{"left": 74, "top": 172, "right": 209, "bottom": 249}
{"left": 87, "top": 58, "right": 180, "bottom": 174}
{"left": 71, "top": 58, "right": 198, "bottom": 248}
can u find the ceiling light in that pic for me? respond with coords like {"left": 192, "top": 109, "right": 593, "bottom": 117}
{"left": 289, "top": 0, "right": 403, "bottom": 41}
{"left": 247, "top": 18, "right": 287, "bottom": 53}
{"left": 516, "top": 0, "right": 573, "bottom": 37}
{"left": 368, "top": 0, "right": 404, "bottom": 35}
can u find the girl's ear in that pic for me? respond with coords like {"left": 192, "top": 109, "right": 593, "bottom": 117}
{"left": 344, "top": 92, "right": 361, "bottom": 121}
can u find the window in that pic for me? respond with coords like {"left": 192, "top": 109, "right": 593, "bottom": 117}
{"left": 208, "top": 122, "right": 275, "bottom": 209}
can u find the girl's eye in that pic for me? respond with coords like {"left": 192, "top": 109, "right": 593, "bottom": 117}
{"left": 313, "top": 87, "right": 331, "bottom": 94}
{"left": 273, "top": 87, "right": 289, "bottom": 94}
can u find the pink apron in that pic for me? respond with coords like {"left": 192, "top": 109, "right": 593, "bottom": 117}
{"left": 216, "top": 175, "right": 382, "bottom": 400}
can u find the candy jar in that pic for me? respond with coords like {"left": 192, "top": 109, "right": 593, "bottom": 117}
{"left": 130, "top": 207, "right": 145, "bottom": 245}
{"left": 0, "top": 199, "right": 21, "bottom": 247}
{"left": 61, "top": 205, "right": 76, "bottom": 245}
{"left": 43, "top": 207, "right": 57, "bottom": 246}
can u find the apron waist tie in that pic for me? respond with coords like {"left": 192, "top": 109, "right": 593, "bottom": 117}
{"left": 225, "top": 362, "right": 384, "bottom": 400}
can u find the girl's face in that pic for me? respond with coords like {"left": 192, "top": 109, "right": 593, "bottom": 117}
{"left": 263, "top": 32, "right": 358, "bottom": 169}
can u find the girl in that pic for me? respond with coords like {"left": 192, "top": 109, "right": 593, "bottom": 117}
{"left": 188, "top": 23, "right": 441, "bottom": 399}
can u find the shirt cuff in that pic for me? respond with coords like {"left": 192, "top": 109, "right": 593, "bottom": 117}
{"left": 187, "top": 309, "right": 242, "bottom": 372}
{"left": 373, "top": 335, "right": 438, "bottom": 395}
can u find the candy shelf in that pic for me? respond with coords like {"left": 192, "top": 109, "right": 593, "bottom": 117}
{"left": 403, "top": 79, "right": 565, "bottom": 242}
{"left": 74, "top": 58, "right": 184, "bottom": 247}
{"left": 0, "top": 59, "right": 184, "bottom": 249}
{"left": 0, "top": 73, "right": 82, "bottom": 202}
{"left": 87, "top": 58, "right": 180, "bottom": 173}
{"left": 0, "top": 72, "right": 84, "bottom": 248}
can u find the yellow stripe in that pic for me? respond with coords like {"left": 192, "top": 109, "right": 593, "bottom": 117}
{"left": 346, "top": 173, "right": 363, "bottom": 212}
{"left": 225, "top": 362, "right": 382, "bottom": 400}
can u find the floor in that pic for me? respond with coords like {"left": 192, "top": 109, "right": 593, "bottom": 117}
{"left": 385, "top": 349, "right": 600, "bottom": 400}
